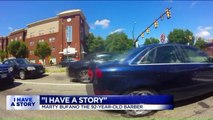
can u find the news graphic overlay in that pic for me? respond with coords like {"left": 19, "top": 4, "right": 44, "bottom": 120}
{"left": 7, "top": 95, "right": 173, "bottom": 110}
{"left": 7, "top": 95, "right": 40, "bottom": 110}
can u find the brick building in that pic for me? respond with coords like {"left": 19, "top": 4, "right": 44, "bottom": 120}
{"left": 1, "top": 9, "right": 89, "bottom": 65}
{"left": 0, "top": 36, "right": 8, "bottom": 52}
{"left": 8, "top": 28, "right": 26, "bottom": 43}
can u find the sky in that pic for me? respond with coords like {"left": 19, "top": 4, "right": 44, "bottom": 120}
{"left": 0, "top": 1, "right": 213, "bottom": 45}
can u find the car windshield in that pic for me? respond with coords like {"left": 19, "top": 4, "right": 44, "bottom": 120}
{"left": 15, "top": 59, "right": 31, "bottom": 65}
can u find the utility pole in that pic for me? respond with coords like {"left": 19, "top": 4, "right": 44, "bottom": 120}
{"left": 132, "top": 22, "right": 136, "bottom": 47}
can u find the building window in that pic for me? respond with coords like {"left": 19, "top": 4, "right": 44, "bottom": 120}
{"left": 49, "top": 37, "right": 55, "bottom": 42}
{"left": 66, "top": 26, "right": 72, "bottom": 42}
{"left": 51, "top": 47, "right": 55, "bottom": 52}
{"left": 49, "top": 38, "right": 52, "bottom": 42}
{"left": 49, "top": 27, "right": 55, "bottom": 33}
{"left": 30, "top": 41, "right": 34, "bottom": 46}
{"left": 11, "top": 39, "right": 14, "bottom": 42}
{"left": 15, "top": 37, "right": 18, "bottom": 41}
{"left": 39, "top": 30, "right": 44, "bottom": 36}
{"left": 30, "top": 32, "right": 35, "bottom": 38}
{"left": 19, "top": 36, "right": 22, "bottom": 40}
{"left": 38, "top": 39, "right": 44, "bottom": 43}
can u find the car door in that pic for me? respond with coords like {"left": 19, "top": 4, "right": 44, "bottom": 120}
{"left": 152, "top": 45, "right": 194, "bottom": 91}
{"left": 150, "top": 45, "right": 194, "bottom": 90}
{"left": 179, "top": 45, "right": 213, "bottom": 93}
{"left": 130, "top": 45, "right": 190, "bottom": 92}
{"left": 132, "top": 45, "right": 206, "bottom": 101}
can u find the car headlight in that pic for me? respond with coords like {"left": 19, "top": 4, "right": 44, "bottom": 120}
{"left": 27, "top": 66, "right": 36, "bottom": 71}
{"left": 8, "top": 67, "right": 13, "bottom": 73}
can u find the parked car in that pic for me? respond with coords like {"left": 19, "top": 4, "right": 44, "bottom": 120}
{"left": 59, "top": 58, "right": 77, "bottom": 67}
{"left": 68, "top": 52, "right": 115, "bottom": 83}
{"left": 0, "top": 64, "right": 14, "bottom": 86}
{"left": 2, "top": 58, "right": 45, "bottom": 80}
{"left": 90, "top": 44, "right": 213, "bottom": 117}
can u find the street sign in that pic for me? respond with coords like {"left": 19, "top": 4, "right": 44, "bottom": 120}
{"left": 160, "top": 34, "right": 165, "bottom": 43}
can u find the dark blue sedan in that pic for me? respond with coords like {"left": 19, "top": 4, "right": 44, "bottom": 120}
{"left": 90, "top": 44, "right": 213, "bottom": 117}
{"left": 0, "top": 64, "right": 14, "bottom": 86}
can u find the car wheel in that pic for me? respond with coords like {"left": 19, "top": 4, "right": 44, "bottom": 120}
{"left": 78, "top": 70, "right": 90, "bottom": 83}
{"left": 125, "top": 89, "right": 156, "bottom": 117}
{"left": 19, "top": 70, "right": 26, "bottom": 80}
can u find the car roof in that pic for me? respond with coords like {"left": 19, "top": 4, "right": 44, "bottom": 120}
{"left": 95, "top": 52, "right": 115, "bottom": 55}
{"left": 86, "top": 52, "right": 115, "bottom": 56}
{"left": 137, "top": 43, "right": 190, "bottom": 50}
{"left": 4, "top": 58, "right": 26, "bottom": 61}
{"left": 8, "top": 58, "right": 25, "bottom": 60}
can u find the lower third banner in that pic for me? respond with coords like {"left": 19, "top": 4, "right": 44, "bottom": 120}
{"left": 7, "top": 95, "right": 173, "bottom": 110}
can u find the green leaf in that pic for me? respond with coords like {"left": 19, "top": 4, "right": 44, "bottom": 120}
{"left": 34, "top": 42, "right": 52, "bottom": 61}
{"left": 7, "top": 41, "right": 29, "bottom": 58}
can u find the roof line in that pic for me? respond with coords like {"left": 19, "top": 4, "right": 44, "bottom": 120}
{"left": 27, "top": 17, "right": 58, "bottom": 27}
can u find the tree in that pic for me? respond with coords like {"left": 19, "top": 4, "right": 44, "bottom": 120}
{"left": 7, "top": 41, "right": 29, "bottom": 58}
{"left": 0, "top": 50, "right": 7, "bottom": 62}
{"left": 195, "top": 37, "right": 206, "bottom": 49}
{"left": 34, "top": 42, "right": 51, "bottom": 64}
{"left": 144, "top": 37, "right": 160, "bottom": 45}
{"left": 85, "top": 33, "right": 105, "bottom": 53}
{"left": 168, "top": 29, "right": 195, "bottom": 45}
{"left": 105, "top": 32, "right": 133, "bottom": 53}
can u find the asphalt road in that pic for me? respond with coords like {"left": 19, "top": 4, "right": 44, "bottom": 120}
{"left": 0, "top": 72, "right": 213, "bottom": 119}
